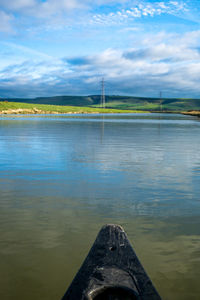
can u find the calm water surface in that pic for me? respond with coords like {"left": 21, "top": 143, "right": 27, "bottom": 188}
{"left": 0, "top": 113, "right": 200, "bottom": 300}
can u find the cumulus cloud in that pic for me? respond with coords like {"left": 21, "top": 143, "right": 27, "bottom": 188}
{"left": 124, "top": 43, "right": 200, "bottom": 63}
{"left": 0, "top": 29, "right": 200, "bottom": 98}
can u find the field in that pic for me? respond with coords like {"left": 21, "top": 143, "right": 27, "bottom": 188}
{"left": 0, "top": 101, "right": 146, "bottom": 114}
{"left": 92, "top": 98, "right": 200, "bottom": 112}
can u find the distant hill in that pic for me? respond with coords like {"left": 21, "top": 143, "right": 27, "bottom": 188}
{"left": 3, "top": 95, "right": 200, "bottom": 112}
{"left": 4, "top": 96, "right": 95, "bottom": 106}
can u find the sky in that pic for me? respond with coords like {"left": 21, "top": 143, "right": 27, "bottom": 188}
{"left": 0, "top": 0, "right": 200, "bottom": 98}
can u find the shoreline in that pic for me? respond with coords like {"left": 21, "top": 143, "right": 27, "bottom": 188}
{"left": 182, "top": 111, "right": 200, "bottom": 117}
{"left": 0, "top": 108, "right": 100, "bottom": 115}
{"left": 0, "top": 106, "right": 200, "bottom": 117}
{"left": 0, "top": 108, "right": 148, "bottom": 115}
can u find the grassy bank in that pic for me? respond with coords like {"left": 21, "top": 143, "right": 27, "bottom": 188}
{"left": 0, "top": 101, "right": 147, "bottom": 114}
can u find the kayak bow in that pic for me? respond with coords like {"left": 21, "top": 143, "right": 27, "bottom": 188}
{"left": 62, "top": 224, "right": 161, "bottom": 300}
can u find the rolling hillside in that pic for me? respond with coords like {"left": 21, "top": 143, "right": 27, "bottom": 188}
{"left": 3, "top": 95, "right": 200, "bottom": 112}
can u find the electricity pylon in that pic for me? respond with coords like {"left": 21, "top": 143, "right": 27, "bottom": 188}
{"left": 160, "top": 91, "right": 162, "bottom": 111}
{"left": 101, "top": 78, "right": 105, "bottom": 109}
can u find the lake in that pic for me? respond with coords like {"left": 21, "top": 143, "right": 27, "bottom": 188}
{"left": 0, "top": 113, "right": 200, "bottom": 300}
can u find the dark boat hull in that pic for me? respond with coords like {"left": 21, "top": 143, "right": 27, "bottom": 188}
{"left": 62, "top": 224, "right": 162, "bottom": 299}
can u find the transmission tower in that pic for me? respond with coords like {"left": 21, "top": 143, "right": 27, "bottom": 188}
{"left": 101, "top": 78, "right": 105, "bottom": 109}
{"left": 160, "top": 91, "right": 162, "bottom": 111}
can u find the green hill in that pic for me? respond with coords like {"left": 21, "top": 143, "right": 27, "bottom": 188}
{"left": 3, "top": 95, "right": 200, "bottom": 112}
{"left": 4, "top": 96, "right": 94, "bottom": 106}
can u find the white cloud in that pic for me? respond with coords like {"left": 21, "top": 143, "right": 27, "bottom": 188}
{"left": 0, "top": 0, "right": 36, "bottom": 10}
{"left": 2, "top": 30, "right": 200, "bottom": 98}
{"left": 0, "top": 0, "right": 199, "bottom": 99}
{"left": 0, "top": 0, "right": 84, "bottom": 15}
{"left": 91, "top": 1, "right": 189, "bottom": 25}
{"left": 0, "top": 1, "right": 189, "bottom": 20}
{"left": 0, "top": 1, "right": 194, "bottom": 35}
{"left": 0, "top": 11, "right": 13, "bottom": 33}
{"left": 36, "top": 0, "right": 84, "bottom": 17}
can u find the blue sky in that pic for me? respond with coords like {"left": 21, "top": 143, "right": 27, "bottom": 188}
{"left": 0, "top": 0, "right": 200, "bottom": 98}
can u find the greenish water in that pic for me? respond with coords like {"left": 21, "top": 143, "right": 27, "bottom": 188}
{"left": 0, "top": 113, "right": 200, "bottom": 300}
